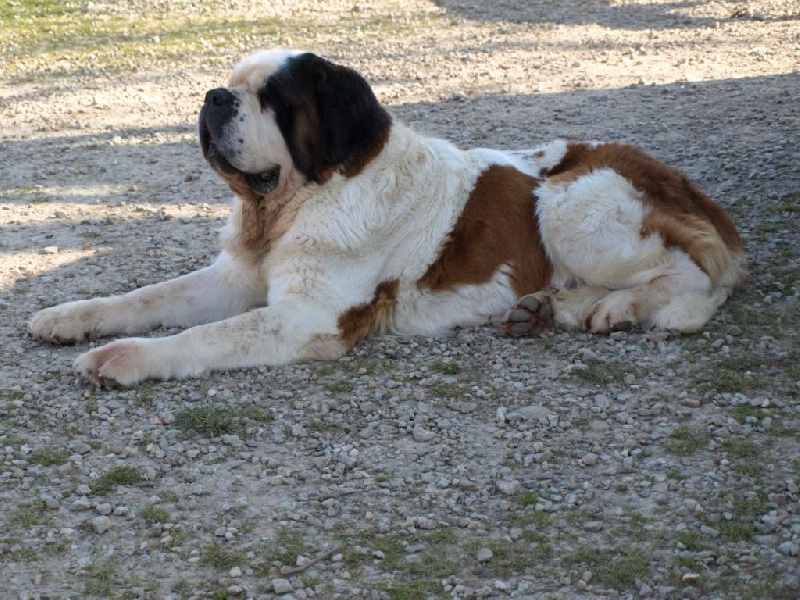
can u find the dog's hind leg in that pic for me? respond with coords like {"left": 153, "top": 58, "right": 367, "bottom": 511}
{"left": 28, "top": 251, "right": 266, "bottom": 343}
{"left": 501, "top": 285, "right": 610, "bottom": 336}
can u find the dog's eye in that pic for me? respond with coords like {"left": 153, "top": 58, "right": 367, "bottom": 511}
{"left": 247, "top": 166, "right": 281, "bottom": 194}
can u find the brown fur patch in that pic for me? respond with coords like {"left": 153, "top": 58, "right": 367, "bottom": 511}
{"left": 340, "top": 126, "right": 391, "bottom": 178}
{"left": 218, "top": 171, "right": 304, "bottom": 263}
{"left": 418, "top": 165, "right": 552, "bottom": 296}
{"left": 337, "top": 280, "right": 400, "bottom": 349}
{"left": 640, "top": 212, "right": 741, "bottom": 287}
{"left": 546, "top": 142, "right": 744, "bottom": 253}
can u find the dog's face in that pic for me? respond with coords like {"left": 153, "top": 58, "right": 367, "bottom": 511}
{"left": 198, "top": 49, "right": 391, "bottom": 200}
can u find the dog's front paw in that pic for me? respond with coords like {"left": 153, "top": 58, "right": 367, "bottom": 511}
{"left": 29, "top": 300, "right": 106, "bottom": 344}
{"left": 74, "top": 340, "right": 151, "bottom": 387}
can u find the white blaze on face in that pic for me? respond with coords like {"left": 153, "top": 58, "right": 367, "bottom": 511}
{"left": 220, "top": 49, "right": 305, "bottom": 176}
{"left": 228, "top": 49, "right": 306, "bottom": 88}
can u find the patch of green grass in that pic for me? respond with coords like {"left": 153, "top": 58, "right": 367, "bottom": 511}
{"left": 475, "top": 538, "right": 553, "bottom": 576}
{"left": 730, "top": 405, "right": 769, "bottom": 424}
{"left": 665, "top": 426, "right": 709, "bottom": 456}
{"left": 173, "top": 578, "right": 191, "bottom": 597}
{"left": 174, "top": 404, "right": 238, "bottom": 436}
{"left": 201, "top": 543, "right": 245, "bottom": 570}
{"left": 314, "top": 364, "right": 336, "bottom": 376}
{"left": 141, "top": 503, "right": 170, "bottom": 524}
{"left": 0, "top": 388, "right": 25, "bottom": 400}
{"left": 721, "top": 437, "right": 759, "bottom": 459}
{"left": 324, "top": 380, "right": 354, "bottom": 393}
{"left": 81, "top": 559, "right": 117, "bottom": 596}
{"left": 734, "top": 461, "right": 762, "bottom": 477}
{"left": 716, "top": 520, "right": 756, "bottom": 542}
{"left": 427, "top": 382, "right": 465, "bottom": 399}
{"left": 731, "top": 492, "right": 767, "bottom": 519}
{"left": 572, "top": 361, "right": 629, "bottom": 385}
{"left": 666, "top": 468, "right": 686, "bottom": 480}
{"left": 431, "top": 361, "right": 460, "bottom": 375}
{"left": 380, "top": 579, "right": 441, "bottom": 600}
{"left": 570, "top": 546, "right": 650, "bottom": 591}
{"left": 27, "top": 446, "right": 70, "bottom": 467}
{"left": 676, "top": 530, "right": 707, "bottom": 552}
{"left": 710, "top": 369, "right": 769, "bottom": 394}
{"left": 513, "top": 491, "right": 540, "bottom": 506}
{"left": 517, "top": 509, "right": 552, "bottom": 529}
{"left": 257, "top": 527, "right": 308, "bottom": 570}
{"left": 240, "top": 406, "right": 274, "bottom": 423}
{"left": 10, "top": 508, "right": 51, "bottom": 528}
{"left": 10, "top": 547, "right": 39, "bottom": 561}
{"left": 89, "top": 465, "right": 144, "bottom": 495}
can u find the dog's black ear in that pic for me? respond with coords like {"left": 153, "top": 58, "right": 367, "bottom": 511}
{"left": 311, "top": 58, "right": 392, "bottom": 169}
{"left": 268, "top": 53, "right": 391, "bottom": 183}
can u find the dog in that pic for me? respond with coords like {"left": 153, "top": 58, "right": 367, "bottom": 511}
{"left": 28, "top": 49, "right": 747, "bottom": 386}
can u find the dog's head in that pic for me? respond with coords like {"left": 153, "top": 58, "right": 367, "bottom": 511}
{"left": 198, "top": 49, "right": 392, "bottom": 201}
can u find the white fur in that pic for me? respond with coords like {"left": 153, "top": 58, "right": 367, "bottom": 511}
{"left": 28, "top": 51, "right": 744, "bottom": 385}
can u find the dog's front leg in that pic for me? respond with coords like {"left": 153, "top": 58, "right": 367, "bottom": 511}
{"left": 72, "top": 302, "right": 342, "bottom": 386}
{"left": 28, "top": 252, "right": 266, "bottom": 343}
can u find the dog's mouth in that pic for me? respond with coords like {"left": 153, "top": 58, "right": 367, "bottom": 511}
{"left": 199, "top": 118, "right": 281, "bottom": 195}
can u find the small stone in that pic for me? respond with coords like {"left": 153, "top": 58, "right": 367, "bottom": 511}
{"left": 91, "top": 516, "right": 112, "bottom": 533}
{"left": 229, "top": 566, "right": 242, "bottom": 578}
{"left": 496, "top": 479, "right": 520, "bottom": 495}
{"left": 517, "top": 405, "right": 550, "bottom": 420}
{"left": 682, "top": 572, "right": 700, "bottom": 583}
{"left": 581, "top": 452, "right": 598, "bottom": 466}
{"left": 476, "top": 547, "right": 493, "bottom": 562}
{"left": 584, "top": 520, "right": 604, "bottom": 532}
{"left": 41, "top": 495, "right": 60, "bottom": 509}
{"left": 778, "top": 541, "right": 798, "bottom": 556}
{"left": 72, "top": 441, "right": 92, "bottom": 454}
{"left": 291, "top": 424, "right": 308, "bottom": 438}
{"left": 412, "top": 426, "right": 435, "bottom": 442}
{"left": 221, "top": 434, "right": 242, "bottom": 446}
{"left": 681, "top": 397, "right": 701, "bottom": 408}
{"left": 589, "top": 420, "right": 610, "bottom": 433}
{"left": 70, "top": 497, "right": 92, "bottom": 511}
{"left": 42, "top": 246, "right": 59, "bottom": 254}
{"left": 96, "top": 502, "right": 113, "bottom": 515}
{"left": 226, "top": 585, "right": 244, "bottom": 595}
{"left": 113, "top": 506, "right": 129, "bottom": 516}
{"left": 272, "top": 578, "right": 293, "bottom": 594}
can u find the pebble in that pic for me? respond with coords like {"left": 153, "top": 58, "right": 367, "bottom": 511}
{"left": 778, "top": 541, "right": 798, "bottom": 556}
{"left": 581, "top": 452, "right": 599, "bottom": 466}
{"left": 70, "top": 497, "right": 92, "bottom": 511}
{"left": 476, "top": 548, "right": 493, "bottom": 562}
{"left": 272, "top": 578, "right": 293, "bottom": 594}
{"left": 90, "top": 516, "right": 112, "bottom": 534}
{"left": 584, "top": 521, "right": 604, "bottom": 532}
{"left": 412, "top": 426, "right": 436, "bottom": 442}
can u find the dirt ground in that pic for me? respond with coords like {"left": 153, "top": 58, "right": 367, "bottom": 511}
{"left": 1, "top": 1, "right": 798, "bottom": 598}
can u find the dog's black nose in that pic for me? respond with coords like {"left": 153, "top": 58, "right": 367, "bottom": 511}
{"left": 205, "top": 88, "right": 235, "bottom": 107}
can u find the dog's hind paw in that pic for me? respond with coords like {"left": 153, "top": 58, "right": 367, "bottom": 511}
{"left": 499, "top": 291, "right": 556, "bottom": 337}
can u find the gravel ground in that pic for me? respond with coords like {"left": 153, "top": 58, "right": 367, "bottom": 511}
{"left": 1, "top": 1, "right": 799, "bottom": 598}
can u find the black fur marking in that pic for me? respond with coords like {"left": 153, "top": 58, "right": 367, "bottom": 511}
{"left": 260, "top": 53, "right": 391, "bottom": 183}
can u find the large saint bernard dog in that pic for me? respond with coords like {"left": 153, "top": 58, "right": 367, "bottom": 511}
{"left": 29, "top": 50, "right": 747, "bottom": 386}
